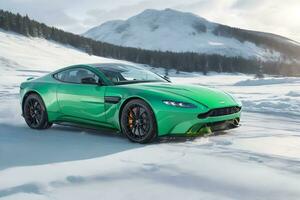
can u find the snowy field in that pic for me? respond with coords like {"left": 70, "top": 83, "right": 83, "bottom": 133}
{"left": 0, "top": 30, "right": 300, "bottom": 200}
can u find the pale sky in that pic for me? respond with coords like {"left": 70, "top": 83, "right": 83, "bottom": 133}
{"left": 1, "top": 0, "right": 299, "bottom": 42}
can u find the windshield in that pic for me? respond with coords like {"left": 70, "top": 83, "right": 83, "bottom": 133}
{"left": 96, "top": 64, "right": 167, "bottom": 85}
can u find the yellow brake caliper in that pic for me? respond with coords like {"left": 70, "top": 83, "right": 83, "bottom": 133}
{"left": 128, "top": 110, "right": 134, "bottom": 129}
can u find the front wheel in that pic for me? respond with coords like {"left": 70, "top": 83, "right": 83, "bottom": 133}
{"left": 23, "top": 93, "right": 52, "bottom": 129}
{"left": 120, "top": 99, "right": 157, "bottom": 144}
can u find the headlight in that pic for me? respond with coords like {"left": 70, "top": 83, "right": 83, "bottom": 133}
{"left": 162, "top": 100, "right": 197, "bottom": 108}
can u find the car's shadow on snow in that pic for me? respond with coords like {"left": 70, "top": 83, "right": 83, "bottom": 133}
{"left": 0, "top": 122, "right": 230, "bottom": 170}
{"left": 0, "top": 123, "right": 143, "bottom": 170}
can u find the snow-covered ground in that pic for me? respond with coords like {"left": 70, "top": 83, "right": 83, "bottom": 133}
{"left": 172, "top": 74, "right": 300, "bottom": 117}
{"left": 1, "top": 30, "right": 300, "bottom": 200}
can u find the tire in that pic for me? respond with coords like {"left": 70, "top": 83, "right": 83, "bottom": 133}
{"left": 23, "top": 93, "right": 52, "bottom": 129}
{"left": 120, "top": 99, "right": 157, "bottom": 144}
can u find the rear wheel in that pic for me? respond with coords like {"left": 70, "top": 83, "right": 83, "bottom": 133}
{"left": 120, "top": 99, "right": 157, "bottom": 144}
{"left": 23, "top": 93, "right": 52, "bottom": 129}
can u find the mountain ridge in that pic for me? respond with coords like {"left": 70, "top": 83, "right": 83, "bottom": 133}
{"left": 83, "top": 8, "right": 300, "bottom": 62}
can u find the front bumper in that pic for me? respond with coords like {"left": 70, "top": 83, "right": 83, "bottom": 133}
{"left": 186, "top": 117, "right": 240, "bottom": 136}
{"left": 156, "top": 108, "right": 242, "bottom": 136}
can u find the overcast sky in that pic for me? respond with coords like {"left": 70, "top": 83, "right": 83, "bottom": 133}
{"left": 1, "top": 0, "right": 299, "bottom": 42}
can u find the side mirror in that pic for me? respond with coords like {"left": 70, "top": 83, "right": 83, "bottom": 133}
{"left": 81, "top": 77, "right": 97, "bottom": 85}
{"left": 27, "top": 77, "right": 35, "bottom": 81}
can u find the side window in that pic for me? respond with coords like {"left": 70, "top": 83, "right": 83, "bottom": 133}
{"left": 54, "top": 70, "right": 66, "bottom": 81}
{"left": 54, "top": 68, "right": 100, "bottom": 84}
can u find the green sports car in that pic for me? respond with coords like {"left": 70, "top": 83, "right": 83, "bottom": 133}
{"left": 20, "top": 63, "right": 242, "bottom": 143}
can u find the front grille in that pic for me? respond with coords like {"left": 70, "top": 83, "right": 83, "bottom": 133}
{"left": 198, "top": 106, "right": 241, "bottom": 119}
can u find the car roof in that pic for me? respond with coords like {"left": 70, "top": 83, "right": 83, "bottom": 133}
{"left": 88, "top": 63, "right": 123, "bottom": 68}
{"left": 86, "top": 63, "right": 144, "bottom": 70}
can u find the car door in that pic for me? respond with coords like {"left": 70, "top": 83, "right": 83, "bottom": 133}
{"left": 54, "top": 67, "right": 106, "bottom": 122}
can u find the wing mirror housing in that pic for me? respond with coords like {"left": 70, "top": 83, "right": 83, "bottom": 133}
{"left": 27, "top": 77, "right": 35, "bottom": 81}
{"left": 81, "top": 77, "right": 102, "bottom": 85}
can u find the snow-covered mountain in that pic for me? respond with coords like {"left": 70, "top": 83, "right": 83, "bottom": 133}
{"left": 83, "top": 9, "right": 300, "bottom": 61}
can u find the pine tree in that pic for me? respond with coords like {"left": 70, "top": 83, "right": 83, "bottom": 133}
{"left": 255, "top": 63, "right": 264, "bottom": 79}
{"left": 164, "top": 68, "right": 169, "bottom": 76}
{"left": 2, "top": 13, "right": 10, "bottom": 30}
{"left": 218, "top": 57, "right": 223, "bottom": 73}
{"left": 84, "top": 44, "right": 93, "bottom": 55}
{"left": 203, "top": 56, "right": 208, "bottom": 75}
{"left": 22, "top": 15, "right": 30, "bottom": 36}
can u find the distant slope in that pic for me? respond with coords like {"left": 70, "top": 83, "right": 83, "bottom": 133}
{"left": 0, "top": 29, "right": 125, "bottom": 72}
{"left": 84, "top": 9, "right": 300, "bottom": 62}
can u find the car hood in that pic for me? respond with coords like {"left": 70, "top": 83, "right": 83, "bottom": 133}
{"left": 126, "top": 83, "right": 238, "bottom": 109}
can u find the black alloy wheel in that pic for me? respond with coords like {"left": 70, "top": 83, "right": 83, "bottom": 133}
{"left": 23, "top": 93, "right": 52, "bottom": 129}
{"left": 121, "top": 99, "right": 157, "bottom": 143}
